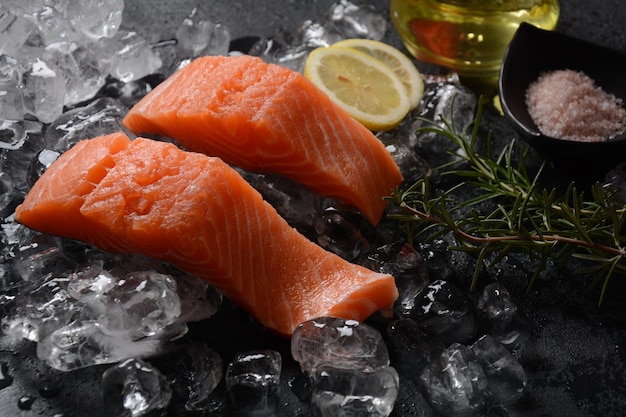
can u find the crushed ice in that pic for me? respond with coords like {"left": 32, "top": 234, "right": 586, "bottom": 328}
{"left": 0, "top": 0, "right": 541, "bottom": 415}
{"left": 2, "top": 242, "right": 222, "bottom": 371}
{"left": 292, "top": 317, "right": 399, "bottom": 417}
{"left": 225, "top": 349, "right": 282, "bottom": 414}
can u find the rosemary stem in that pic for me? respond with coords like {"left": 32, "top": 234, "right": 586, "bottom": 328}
{"left": 401, "top": 203, "right": 626, "bottom": 257}
{"left": 391, "top": 99, "right": 626, "bottom": 303}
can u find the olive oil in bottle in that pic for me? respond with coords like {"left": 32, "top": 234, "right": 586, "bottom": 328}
{"left": 389, "top": 0, "right": 559, "bottom": 93}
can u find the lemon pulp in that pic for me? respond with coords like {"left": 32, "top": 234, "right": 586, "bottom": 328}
{"left": 304, "top": 45, "right": 413, "bottom": 131}
{"left": 332, "top": 38, "right": 424, "bottom": 110}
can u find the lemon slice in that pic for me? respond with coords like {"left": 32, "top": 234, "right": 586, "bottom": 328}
{"left": 332, "top": 38, "right": 424, "bottom": 110}
{"left": 304, "top": 46, "right": 411, "bottom": 131}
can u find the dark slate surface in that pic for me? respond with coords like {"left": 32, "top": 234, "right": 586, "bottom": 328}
{"left": 1, "top": 1, "right": 626, "bottom": 416}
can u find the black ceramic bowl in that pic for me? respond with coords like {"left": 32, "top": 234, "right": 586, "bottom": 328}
{"left": 499, "top": 22, "right": 626, "bottom": 177}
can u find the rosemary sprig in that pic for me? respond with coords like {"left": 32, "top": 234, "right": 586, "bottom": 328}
{"left": 387, "top": 98, "right": 626, "bottom": 305}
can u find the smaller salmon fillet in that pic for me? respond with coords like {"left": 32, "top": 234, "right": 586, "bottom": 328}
{"left": 15, "top": 132, "right": 398, "bottom": 336}
{"left": 122, "top": 55, "right": 403, "bottom": 225}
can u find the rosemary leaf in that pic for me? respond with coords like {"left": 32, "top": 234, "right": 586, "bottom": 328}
{"left": 388, "top": 99, "right": 626, "bottom": 303}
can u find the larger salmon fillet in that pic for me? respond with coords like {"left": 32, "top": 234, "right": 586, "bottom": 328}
{"left": 15, "top": 132, "right": 398, "bottom": 336}
{"left": 122, "top": 55, "right": 403, "bottom": 225}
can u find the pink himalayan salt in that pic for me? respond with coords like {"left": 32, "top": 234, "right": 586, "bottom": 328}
{"left": 525, "top": 69, "right": 626, "bottom": 142}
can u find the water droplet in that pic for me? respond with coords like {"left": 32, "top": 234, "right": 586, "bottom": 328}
{"left": 0, "top": 362, "right": 13, "bottom": 390}
{"left": 17, "top": 395, "right": 36, "bottom": 410}
{"left": 39, "top": 385, "right": 61, "bottom": 398}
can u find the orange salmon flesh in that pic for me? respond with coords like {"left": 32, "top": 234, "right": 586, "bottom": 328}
{"left": 123, "top": 55, "right": 403, "bottom": 225}
{"left": 15, "top": 132, "right": 399, "bottom": 336}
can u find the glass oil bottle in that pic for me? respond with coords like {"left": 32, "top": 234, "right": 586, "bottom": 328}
{"left": 390, "top": 0, "right": 560, "bottom": 94}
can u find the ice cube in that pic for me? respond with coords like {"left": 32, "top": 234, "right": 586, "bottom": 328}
{"left": 12, "top": 233, "right": 76, "bottom": 282}
{"left": 0, "top": 73, "right": 25, "bottom": 125}
{"left": 3, "top": 250, "right": 223, "bottom": 371}
{"left": 66, "top": 260, "right": 116, "bottom": 304}
{"left": 84, "top": 270, "right": 181, "bottom": 340}
{"left": 273, "top": 44, "right": 309, "bottom": 72}
{"left": 411, "top": 279, "right": 478, "bottom": 345}
{"left": 414, "top": 82, "right": 477, "bottom": 168}
{"left": 237, "top": 169, "right": 324, "bottom": 238}
{"left": 0, "top": 220, "right": 37, "bottom": 254}
{"left": 386, "top": 318, "right": 445, "bottom": 378}
{"left": 23, "top": 140, "right": 53, "bottom": 190}
{"left": 476, "top": 282, "right": 530, "bottom": 353}
{"left": 291, "top": 317, "right": 390, "bottom": 374}
{"left": 364, "top": 241, "right": 430, "bottom": 317}
{"left": 0, "top": 121, "right": 44, "bottom": 194}
{"left": 78, "top": 253, "right": 223, "bottom": 327}
{"left": 0, "top": 119, "right": 31, "bottom": 151}
{"left": 159, "top": 341, "right": 224, "bottom": 412}
{"left": 97, "top": 30, "right": 162, "bottom": 83}
{"left": 99, "top": 78, "right": 155, "bottom": 108}
{"left": 37, "top": 320, "right": 163, "bottom": 371}
{"left": 314, "top": 204, "right": 374, "bottom": 262}
{"left": 22, "top": 3, "right": 82, "bottom": 47}
{"left": 310, "top": 365, "right": 400, "bottom": 417}
{"left": 0, "top": 55, "right": 26, "bottom": 120}
{"left": 26, "top": 149, "right": 59, "bottom": 189}
{"left": 176, "top": 7, "right": 231, "bottom": 58}
{"left": 420, "top": 343, "right": 488, "bottom": 417}
{"left": 0, "top": 172, "right": 18, "bottom": 218}
{"left": 471, "top": 335, "right": 527, "bottom": 405}
{"left": 1, "top": 273, "right": 82, "bottom": 342}
{"left": 225, "top": 350, "right": 282, "bottom": 413}
{"left": 22, "top": 58, "right": 66, "bottom": 123}
{"left": 418, "top": 238, "right": 455, "bottom": 281}
{"left": 603, "top": 162, "right": 626, "bottom": 204}
{"left": 44, "top": 97, "right": 128, "bottom": 152}
{"left": 386, "top": 140, "right": 433, "bottom": 185}
{"left": 174, "top": 273, "right": 223, "bottom": 324}
{"left": 42, "top": 41, "right": 106, "bottom": 106}
{"left": 326, "top": 0, "right": 387, "bottom": 41}
{"left": 300, "top": 20, "right": 342, "bottom": 48}
{"left": 0, "top": 8, "right": 36, "bottom": 56}
{"left": 247, "top": 36, "right": 282, "bottom": 63}
{"left": 101, "top": 358, "right": 172, "bottom": 417}
{"left": 246, "top": 29, "right": 311, "bottom": 72}
{"left": 65, "top": 0, "right": 124, "bottom": 41}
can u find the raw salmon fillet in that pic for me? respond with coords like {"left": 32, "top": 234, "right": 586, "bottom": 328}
{"left": 15, "top": 132, "right": 398, "bottom": 336}
{"left": 122, "top": 55, "right": 403, "bottom": 225}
